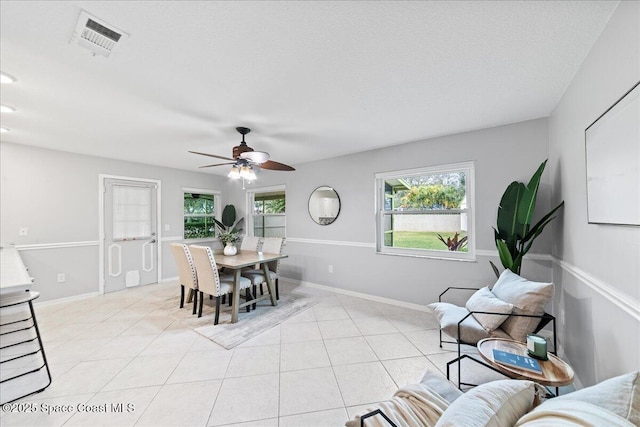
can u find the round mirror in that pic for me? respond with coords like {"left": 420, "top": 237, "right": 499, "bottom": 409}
{"left": 308, "top": 186, "right": 341, "bottom": 225}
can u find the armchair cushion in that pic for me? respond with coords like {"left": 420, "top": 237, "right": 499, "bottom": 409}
{"left": 465, "top": 287, "right": 514, "bottom": 332}
{"left": 491, "top": 270, "right": 554, "bottom": 342}
{"left": 428, "top": 302, "right": 491, "bottom": 343}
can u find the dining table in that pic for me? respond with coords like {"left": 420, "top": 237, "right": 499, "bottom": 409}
{"left": 213, "top": 250, "right": 288, "bottom": 323}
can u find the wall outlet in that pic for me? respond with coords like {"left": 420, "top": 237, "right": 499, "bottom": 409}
{"left": 328, "top": 265, "right": 334, "bottom": 273}
{"left": 164, "top": 224, "right": 170, "bottom": 231}
{"left": 19, "top": 227, "right": 28, "bottom": 236}
{"left": 57, "top": 273, "right": 66, "bottom": 283}
{"left": 559, "top": 308, "right": 565, "bottom": 325}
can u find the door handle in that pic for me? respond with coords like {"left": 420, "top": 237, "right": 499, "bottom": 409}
{"left": 149, "top": 239, "right": 156, "bottom": 244}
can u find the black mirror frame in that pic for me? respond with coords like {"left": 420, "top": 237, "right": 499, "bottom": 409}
{"left": 308, "top": 186, "right": 341, "bottom": 226}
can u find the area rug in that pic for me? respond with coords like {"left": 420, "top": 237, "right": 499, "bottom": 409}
{"left": 153, "top": 291, "right": 318, "bottom": 349}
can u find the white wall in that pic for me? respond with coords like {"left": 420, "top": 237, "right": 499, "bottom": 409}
{"left": 548, "top": 1, "right": 640, "bottom": 386}
{"left": 0, "top": 142, "right": 226, "bottom": 301}
{"left": 230, "top": 118, "right": 553, "bottom": 306}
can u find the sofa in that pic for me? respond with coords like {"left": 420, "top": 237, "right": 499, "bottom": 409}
{"left": 346, "top": 370, "right": 639, "bottom": 427}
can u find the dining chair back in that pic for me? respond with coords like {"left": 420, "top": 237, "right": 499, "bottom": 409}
{"left": 169, "top": 243, "right": 198, "bottom": 314}
{"left": 189, "top": 245, "right": 252, "bottom": 324}
{"left": 240, "top": 236, "right": 261, "bottom": 251}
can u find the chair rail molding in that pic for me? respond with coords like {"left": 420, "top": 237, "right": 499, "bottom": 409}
{"left": 16, "top": 241, "right": 100, "bottom": 251}
{"left": 285, "top": 237, "right": 375, "bottom": 248}
{"left": 552, "top": 256, "right": 640, "bottom": 322}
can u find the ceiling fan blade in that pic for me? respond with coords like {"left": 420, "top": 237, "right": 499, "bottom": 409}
{"left": 199, "top": 162, "right": 236, "bottom": 168}
{"left": 260, "top": 160, "right": 295, "bottom": 171}
{"left": 189, "top": 151, "right": 235, "bottom": 161}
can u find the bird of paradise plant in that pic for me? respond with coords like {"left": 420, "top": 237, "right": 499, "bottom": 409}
{"left": 490, "top": 160, "right": 564, "bottom": 277}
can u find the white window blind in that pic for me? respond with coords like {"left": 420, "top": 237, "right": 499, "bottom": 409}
{"left": 112, "top": 185, "right": 152, "bottom": 239}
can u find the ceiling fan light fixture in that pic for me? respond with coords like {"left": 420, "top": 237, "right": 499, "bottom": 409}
{"left": 228, "top": 165, "right": 241, "bottom": 180}
{"left": 241, "top": 151, "right": 270, "bottom": 164}
{"left": 239, "top": 165, "right": 253, "bottom": 180}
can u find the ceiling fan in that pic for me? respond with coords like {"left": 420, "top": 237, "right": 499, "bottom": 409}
{"left": 189, "top": 127, "right": 295, "bottom": 180}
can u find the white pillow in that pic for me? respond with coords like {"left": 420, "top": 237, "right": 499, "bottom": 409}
{"left": 515, "top": 399, "right": 636, "bottom": 426}
{"left": 491, "top": 270, "right": 554, "bottom": 341}
{"left": 435, "top": 380, "right": 537, "bottom": 427}
{"left": 465, "top": 287, "right": 514, "bottom": 331}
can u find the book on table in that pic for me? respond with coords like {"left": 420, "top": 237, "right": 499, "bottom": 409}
{"left": 492, "top": 349, "right": 543, "bottom": 373}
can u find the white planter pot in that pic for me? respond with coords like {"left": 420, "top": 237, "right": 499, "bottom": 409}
{"left": 223, "top": 243, "right": 237, "bottom": 256}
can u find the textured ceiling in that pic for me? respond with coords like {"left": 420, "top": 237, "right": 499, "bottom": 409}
{"left": 0, "top": 1, "right": 617, "bottom": 174}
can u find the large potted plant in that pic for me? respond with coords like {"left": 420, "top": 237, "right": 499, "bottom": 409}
{"left": 491, "top": 160, "right": 564, "bottom": 277}
{"left": 215, "top": 204, "right": 243, "bottom": 256}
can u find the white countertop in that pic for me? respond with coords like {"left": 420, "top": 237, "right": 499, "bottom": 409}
{"left": 1, "top": 245, "right": 33, "bottom": 290}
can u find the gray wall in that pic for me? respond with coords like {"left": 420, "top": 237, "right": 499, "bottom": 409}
{"left": 229, "top": 117, "right": 553, "bottom": 305}
{"left": 548, "top": 1, "right": 640, "bottom": 385}
{"left": 0, "top": 142, "right": 226, "bottom": 301}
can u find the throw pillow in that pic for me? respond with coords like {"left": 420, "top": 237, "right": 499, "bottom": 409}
{"left": 428, "top": 302, "right": 490, "bottom": 344}
{"left": 491, "top": 270, "right": 554, "bottom": 342}
{"left": 550, "top": 371, "right": 639, "bottom": 425}
{"left": 515, "top": 399, "right": 636, "bottom": 427}
{"left": 465, "top": 287, "right": 514, "bottom": 331}
{"left": 435, "top": 380, "right": 538, "bottom": 427}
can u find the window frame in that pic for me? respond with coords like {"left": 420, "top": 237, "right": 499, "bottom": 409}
{"left": 246, "top": 185, "right": 286, "bottom": 238}
{"left": 182, "top": 187, "right": 221, "bottom": 242}
{"left": 375, "top": 161, "right": 475, "bottom": 261}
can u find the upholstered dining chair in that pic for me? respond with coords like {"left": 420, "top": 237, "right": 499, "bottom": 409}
{"left": 240, "top": 236, "right": 261, "bottom": 251}
{"left": 169, "top": 243, "right": 198, "bottom": 315}
{"left": 242, "top": 237, "right": 284, "bottom": 301}
{"left": 189, "top": 245, "right": 252, "bottom": 324}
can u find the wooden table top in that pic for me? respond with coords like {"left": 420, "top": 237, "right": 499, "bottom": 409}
{"left": 477, "top": 338, "right": 575, "bottom": 387}
{"left": 213, "top": 250, "right": 287, "bottom": 269}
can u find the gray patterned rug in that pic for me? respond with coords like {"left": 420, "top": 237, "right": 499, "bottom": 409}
{"left": 154, "top": 291, "right": 318, "bottom": 349}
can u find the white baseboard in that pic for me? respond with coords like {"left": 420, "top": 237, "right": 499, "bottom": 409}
{"left": 282, "top": 277, "right": 430, "bottom": 312}
{"left": 34, "top": 291, "right": 100, "bottom": 307}
{"left": 161, "top": 276, "right": 178, "bottom": 283}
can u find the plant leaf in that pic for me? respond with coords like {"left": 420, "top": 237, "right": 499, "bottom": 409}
{"left": 517, "top": 160, "right": 547, "bottom": 235}
{"left": 497, "top": 182, "right": 526, "bottom": 240}
{"left": 496, "top": 239, "right": 514, "bottom": 270}
{"left": 489, "top": 261, "right": 501, "bottom": 279}
{"left": 221, "top": 205, "right": 237, "bottom": 228}
{"left": 523, "top": 201, "right": 564, "bottom": 242}
{"left": 213, "top": 218, "right": 226, "bottom": 231}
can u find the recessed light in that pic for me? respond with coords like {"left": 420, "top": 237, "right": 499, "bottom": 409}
{"left": 0, "top": 105, "right": 15, "bottom": 113}
{"left": 0, "top": 127, "right": 9, "bottom": 133}
{"left": 0, "top": 72, "right": 16, "bottom": 84}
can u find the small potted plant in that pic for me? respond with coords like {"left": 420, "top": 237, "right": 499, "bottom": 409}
{"left": 217, "top": 228, "right": 240, "bottom": 256}
{"left": 214, "top": 204, "right": 244, "bottom": 256}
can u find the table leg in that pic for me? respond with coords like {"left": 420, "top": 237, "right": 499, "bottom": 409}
{"left": 231, "top": 269, "right": 241, "bottom": 323}
{"left": 262, "top": 263, "right": 278, "bottom": 306}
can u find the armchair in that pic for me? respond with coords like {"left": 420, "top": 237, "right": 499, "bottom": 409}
{"left": 428, "top": 270, "right": 556, "bottom": 390}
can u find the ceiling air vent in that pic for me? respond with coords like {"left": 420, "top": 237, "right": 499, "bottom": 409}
{"left": 70, "top": 10, "right": 129, "bottom": 58}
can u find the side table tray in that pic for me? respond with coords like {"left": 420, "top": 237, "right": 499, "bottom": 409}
{"left": 0, "top": 291, "right": 52, "bottom": 404}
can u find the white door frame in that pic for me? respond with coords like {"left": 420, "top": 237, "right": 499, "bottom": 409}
{"left": 98, "top": 174, "right": 162, "bottom": 295}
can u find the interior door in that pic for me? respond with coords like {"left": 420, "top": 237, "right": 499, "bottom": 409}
{"left": 103, "top": 178, "right": 158, "bottom": 293}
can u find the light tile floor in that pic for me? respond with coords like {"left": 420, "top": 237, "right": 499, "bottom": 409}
{"left": 0, "top": 281, "right": 505, "bottom": 427}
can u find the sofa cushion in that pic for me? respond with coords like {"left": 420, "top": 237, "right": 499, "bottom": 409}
{"left": 491, "top": 270, "right": 554, "bottom": 341}
{"left": 465, "top": 286, "right": 514, "bottom": 331}
{"left": 550, "top": 371, "right": 639, "bottom": 424}
{"left": 428, "top": 302, "right": 490, "bottom": 343}
{"left": 515, "top": 399, "right": 636, "bottom": 426}
{"left": 435, "top": 379, "right": 539, "bottom": 427}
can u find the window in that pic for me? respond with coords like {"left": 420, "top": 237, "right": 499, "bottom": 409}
{"left": 375, "top": 162, "right": 474, "bottom": 260}
{"left": 248, "top": 186, "right": 286, "bottom": 238}
{"left": 183, "top": 189, "right": 220, "bottom": 240}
